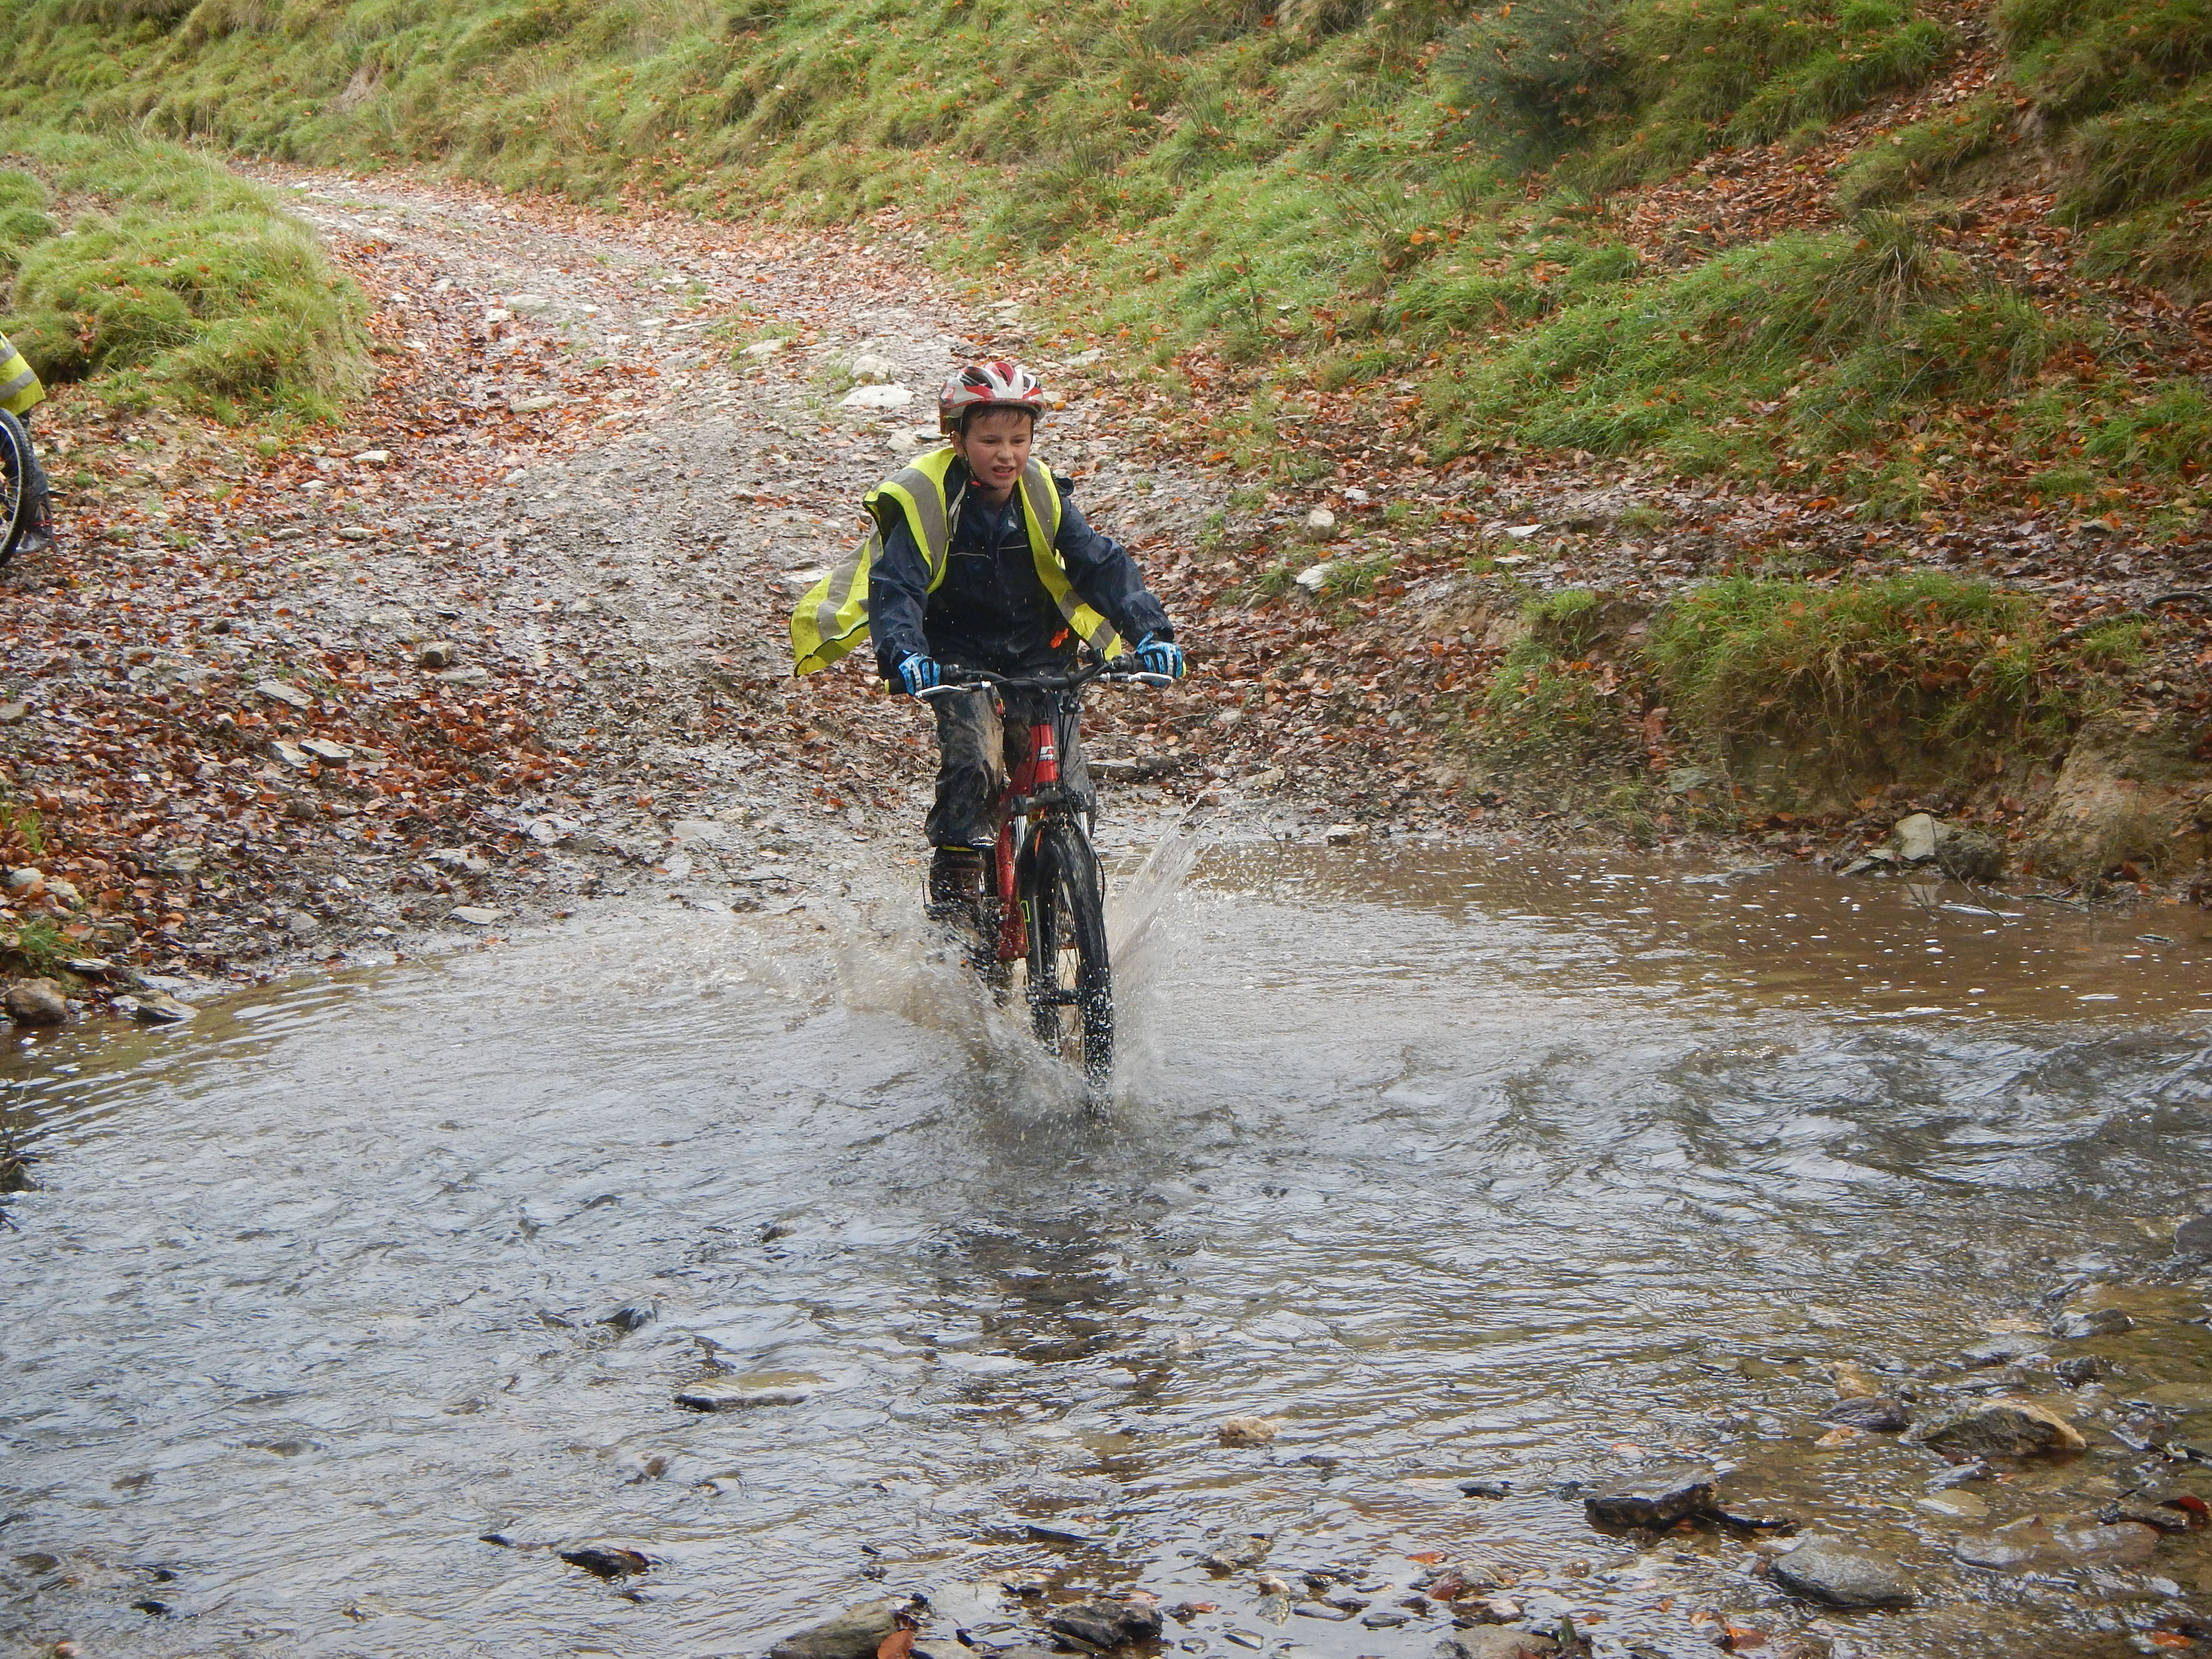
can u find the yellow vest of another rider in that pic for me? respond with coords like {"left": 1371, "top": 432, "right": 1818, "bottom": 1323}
{"left": 789, "top": 447, "right": 1124, "bottom": 675}
{"left": 0, "top": 333, "right": 43, "bottom": 417}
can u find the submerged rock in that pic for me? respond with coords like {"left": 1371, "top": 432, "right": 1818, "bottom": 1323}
{"left": 1954, "top": 1515, "right": 2160, "bottom": 1573}
{"left": 1046, "top": 1599, "right": 1164, "bottom": 1648}
{"left": 1441, "top": 1632, "right": 1559, "bottom": 1659}
{"left": 1217, "top": 1416, "right": 1280, "bottom": 1447}
{"left": 2055, "top": 1355, "right": 2110, "bottom": 1386}
{"left": 767, "top": 1601, "right": 905, "bottom": 1659}
{"left": 1584, "top": 1464, "right": 1718, "bottom": 1528}
{"left": 673, "top": 1377, "right": 809, "bottom": 1411}
{"left": 2052, "top": 1307, "right": 2134, "bottom": 1339}
{"left": 559, "top": 1544, "right": 648, "bottom": 1579}
{"left": 1196, "top": 1532, "right": 1272, "bottom": 1571}
{"left": 2175, "top": 1213, "right": 2212, "bottom": 1261}
{"left": 1768, "top": 1537, "right": 1916, "bottom": 1608}
{"left": 1824, "top": 1396, "right": 1911, "bottom": 1432}
{"left": 1915, "top": 1400, "right": 2087, "bottom": 1457}
{"left": 1960, "top": 1334, "right": 2047, "bottom": 1368}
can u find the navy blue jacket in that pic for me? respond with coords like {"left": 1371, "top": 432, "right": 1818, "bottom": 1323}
{"left": 869, "top": 459, "right": 1172, "bottom": 682}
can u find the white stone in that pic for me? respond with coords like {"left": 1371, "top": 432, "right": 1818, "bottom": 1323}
{"left": 299, "top": 739, "right": 353, "bottom": 763}
{"left": 349, "top": 449, "right": 391, "bottom": 465}
{"left": 271, "top": 741, "right": 312, "bottom": 769}
{"left": 255, "top": 680, "right": 313, "bottom": 709}
{"left": 1503, "top": 523, "right": 1543, "bottom": 539}
{"left": 849, "top": 352, "right": 898, "bottom": 384}
{"left": 1295, "top": 563, "right": 1332, "bottom": 592}
{"left": 482, "top": 308, "right": 514, "bottom": 324}
{"left": 1891, "top": 812, "right": 1941, "bottom": 863}
{"left": 449, "top": 905, "right": 503, "bottom": 926}
{"left": 741, "top": 338, "right": 788, "bottom": 358}
{"left": 1305, "top": 506, "right": 1336, "bottom": 532}
{"left": 839, "top": 383, "right": 913, "bottom": 410}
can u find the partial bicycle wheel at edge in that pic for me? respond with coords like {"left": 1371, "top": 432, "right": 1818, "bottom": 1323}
{"left": 0, "top": 409, "right": 29, "bottom": 568}
{"left": 1026, "top": 819, "right": 1113, "bottom": 1083}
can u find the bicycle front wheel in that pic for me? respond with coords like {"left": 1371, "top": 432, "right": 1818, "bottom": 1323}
{"left": 0, "top": 409, "right": 30, "bottom": 568}
{"left": 1026, "top": 818, "right": 1113, "bottom": 1083}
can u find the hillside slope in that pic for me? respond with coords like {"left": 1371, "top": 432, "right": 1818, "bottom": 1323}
{"left": 6, "top": 0, "right": 2212, "bottom": 891}
{"left": 6, "top": 0, "right": 2212, "bottom": 520}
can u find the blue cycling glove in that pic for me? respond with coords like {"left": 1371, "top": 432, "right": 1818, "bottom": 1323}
{"left": 896, "top": 653, "right": 940, "bottom": 696}
{"left": 1132, "top": 632, "right": 1185, "bottom": 680}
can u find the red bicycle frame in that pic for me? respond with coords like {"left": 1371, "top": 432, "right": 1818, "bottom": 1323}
{"left": 991, "top": 717, "right": 1061, "bottom": 962}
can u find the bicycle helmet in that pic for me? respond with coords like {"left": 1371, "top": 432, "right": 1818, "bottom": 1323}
{"left": 939, "top": 360, "right": 1046, "bottom": 434}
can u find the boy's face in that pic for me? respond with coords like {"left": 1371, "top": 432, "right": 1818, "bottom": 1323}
{"left": 950, "top": 407, "right": 1035, "bottom": 496}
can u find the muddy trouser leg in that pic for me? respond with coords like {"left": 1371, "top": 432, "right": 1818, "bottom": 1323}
{"left": 924, "top": 687, "right": 1008, "bottom": 850}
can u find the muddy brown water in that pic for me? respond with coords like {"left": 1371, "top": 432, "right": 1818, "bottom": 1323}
{"left": 8, "top": 843, "right": 2212, "bottom": 1658}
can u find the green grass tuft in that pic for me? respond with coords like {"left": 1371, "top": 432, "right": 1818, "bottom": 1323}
{"left": 1645, "top": 571, "right": 2055, "bottom": 754}
{"left": 0, "top": 127, "right": 369, "bottom": 422}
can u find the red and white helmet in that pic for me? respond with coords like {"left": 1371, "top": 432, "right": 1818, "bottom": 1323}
{"left": 939, "top": 360, "right": 1046, "bottom": 433}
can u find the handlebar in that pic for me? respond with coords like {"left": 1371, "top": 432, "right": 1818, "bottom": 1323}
{"left": 914, "top": 662, "right": 1173, "bottom": 700}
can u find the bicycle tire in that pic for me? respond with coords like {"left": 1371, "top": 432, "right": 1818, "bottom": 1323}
{"left": 1026, "top": 818, "right": 1113, "bottom": 1083}
{"left": 0, "top": 409, "right": 29, "bottom": 569}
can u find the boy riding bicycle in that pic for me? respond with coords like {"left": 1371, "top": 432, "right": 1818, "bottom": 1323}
{"left": 790, "top": 361, "right": 1186, "bottom": 915}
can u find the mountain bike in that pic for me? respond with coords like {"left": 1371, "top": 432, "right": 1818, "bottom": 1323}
{"left": 918, "top": 660, "right": 1170, "bottom": 1085}
{"left": 0, "top": 409, "right": 38, "bottom": 567}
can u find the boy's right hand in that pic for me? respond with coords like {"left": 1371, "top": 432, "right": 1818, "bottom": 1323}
{"left": 896, "top": 653, "right": 941, "bottom": 696}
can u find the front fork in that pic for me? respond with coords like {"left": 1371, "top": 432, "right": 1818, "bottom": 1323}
{"left": 994, "top": 815, "right": 1026, "bottom": 962}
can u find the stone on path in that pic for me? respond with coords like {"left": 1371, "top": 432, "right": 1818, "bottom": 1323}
{"left": 1768, "top": 1536, "right": 1916, "bottom": 1607}
{"left": 840, "top": 383, "right": 913, "bottom": 410}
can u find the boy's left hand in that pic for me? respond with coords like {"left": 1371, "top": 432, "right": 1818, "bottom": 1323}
{"left": 1132, "top": 633, "right": 1185, "bottom": 680}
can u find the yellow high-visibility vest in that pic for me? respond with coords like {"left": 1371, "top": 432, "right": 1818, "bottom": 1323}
{"left": 0, "top": 333, "right": 43, "bottom": 417}
{"left": 790, "top": 447, "right": 1124, "bottom": 675}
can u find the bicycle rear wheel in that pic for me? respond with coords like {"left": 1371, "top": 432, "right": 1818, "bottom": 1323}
{"left": 0, "top": 409, "right": 29, "bottom": 568}
{"left": 1026, "top": 818, "right": 1113, "bottom": 1083}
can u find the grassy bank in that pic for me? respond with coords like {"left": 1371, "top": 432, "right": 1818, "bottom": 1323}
{"left": 1473, "top": 568, "right": 2159, "bottom": 829}
{"left": 0, "top": 125, "right": 368, "bottom": 424}
{"left": 2, "top": 0, "right": 2212, "bottom": 511}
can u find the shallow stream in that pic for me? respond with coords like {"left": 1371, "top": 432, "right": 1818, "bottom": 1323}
{"left": 8, "top": 844, "right": 2212, "bottom": 1658}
